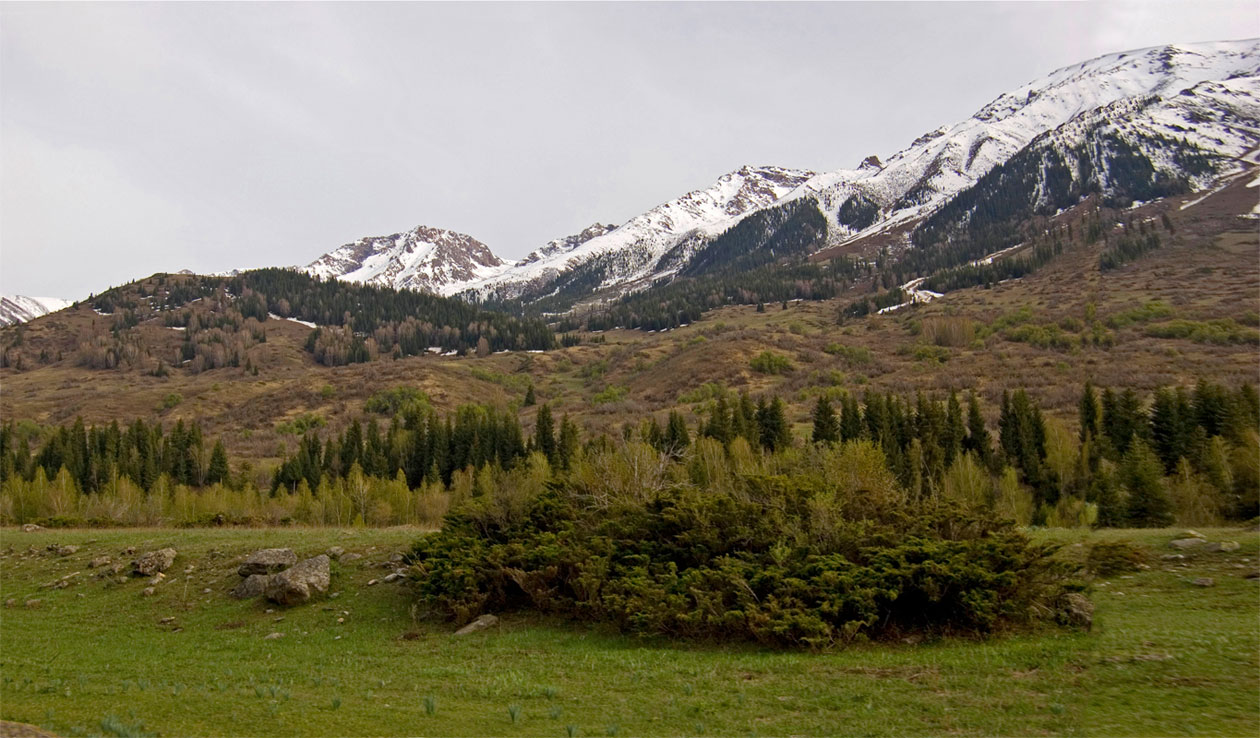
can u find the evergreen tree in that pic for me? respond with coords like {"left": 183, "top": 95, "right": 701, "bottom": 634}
{"left": 558, "top": 415, "right": 580, "bottom": 470}
{"left": 811, "top": 397, "right": 840, "bottom": 444}
{"left": 757, "top": 397, "right": 792, "bottom": 452}
{"left": 1121, "top": 439, "right": 1174, "bottom": 527}
{"left": 663, "top": 411, "right": 691, "bottom": 456}
{"left": 523, "top": 384, "right": 536, "bottom": 407}
{"left": 840, "top": 394, "right": 863, "bottom": 442}
{"left": 964, "top": 392, "right": 992, "bottom": 468}
{"left": 1079, "top": 381, "right": 1100, "bottom": 443}
{"left": 534, "top": 405, "right": 557, "bottom": 466}
{"left": 206, "top": 440, "right": 230, "bottom": 486}
{"left": 703, "top": 395, "right": 732, "bottom": 444}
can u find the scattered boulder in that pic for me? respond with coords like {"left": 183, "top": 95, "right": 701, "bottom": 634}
{"left": 1168, "top": 538, "right": 1206, "bottom": 550}
{"left": 1055, "top": 593, "right": 1094, "bottom": 630}
{"left": 4, "top": 599, "right": 15, "bottom": 608}
{"left": 238, "top": 548, "right": 297, "bottom": 577}
{"left": 1161, "top": 554, "right": 1186, "bottom": 561}
{"left": 158, "top": 616, "right": 176, "bottom": 625}
{"left": 326, "top": 546, "right": 345, "bottom": 559}
{"left": 133, "top": 548, "right": 177, "bottom": 576}
{"left": 454, "top": 614, "right": 500, "bottom": 635}
{"left": 142, "top": 587, "right": 156, "bottom": 597}
{"left": 88, "top": 556, "right": 112, "bottom": 569}
{"left": 1182, "top": 530, "right": 1206, "bottom": 539}
{"left": 383, "top": 572, "right": 404, "bottom": 583}
{"left": 264, "top": 555, "right": 330, "bottom": 606}
{"left": 1191, "top": 577, "right": 1215, "bottom": 587}
{"left": 1204, "top": 541, "right": 1240, "bottom": 553}
{"left": 21, "top": 523, "right": 43, "bottom": 532}
{"left": 340, "top": 553, "right": 363, "bottom": 564}
{"left": 230, "top": 574, "right": 273, "bottom": 600}
{"left": 24, "top": 599, "right": 41, "bottom": 609}
{"left": 1244, "top": 570, "right": 1260, "bottom": 580}
{"left": 263, "top": 632, "right": 285, "bottom": 640}
{"left": 48, "top": 544, "right": 79, "bottom": 556}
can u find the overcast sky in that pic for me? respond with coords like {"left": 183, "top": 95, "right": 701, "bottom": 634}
{"left": 2, "top": 1, "right": 1257, "bottom": 299}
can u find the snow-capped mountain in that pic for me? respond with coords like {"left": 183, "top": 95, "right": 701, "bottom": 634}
{"left": 300, "top": 39, "right": 1257, "bottom": 307}
{"left": 1, "top": 295, "right": 71, "bottom": 326}
{"left": 463, "top": 165, "right": 816, "bottom": 301}
{"left": 781, "top": 39, "right": 1260, "bottom": 244}
{"left": 306, "top": 225, "right": 507, "bottom": 294}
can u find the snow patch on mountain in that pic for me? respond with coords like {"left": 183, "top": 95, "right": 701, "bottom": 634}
{"left": 1, "top": 295, "right": 72, "bottom": 326}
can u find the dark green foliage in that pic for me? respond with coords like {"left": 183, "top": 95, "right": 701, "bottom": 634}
{"left": 663, "top": 411, "right": 691, "bottom": 456}
{"left": 677, "top": 199, "right": 828, "bottom": 278}
{"left": 1099, "top": 231, "right": 1162, "bottom": 271}
{"left": 534, "top": 405, "right": 557, "bottom": 467}
{"left": 1121, "top": 440, "right": 1174, "bottom": 527}
{"left": 836, "top": 192, "right": 880, "bottom": 231}
{"left": 409, "top": 472, "right": 1078, "bottom": 648}
{"left": 811, "top": 397, "right": 839, "bottom": 445}
{"left": 756, "top": 397, "right": 792, "bottom": 452}
{"left": 1086, "top": 540, "right": 1148, "bottom": 576}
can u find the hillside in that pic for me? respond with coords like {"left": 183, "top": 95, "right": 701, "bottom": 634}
{"left": 2, "top": 168, "right": 1255, "bottom": 484}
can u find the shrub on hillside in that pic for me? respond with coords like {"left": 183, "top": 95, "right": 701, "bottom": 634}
{"left": 408, "top": 443, "right": 1081, "bottom": 648}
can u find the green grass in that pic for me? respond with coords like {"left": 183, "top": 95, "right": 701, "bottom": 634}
{"left": 2, "top": 526, "right": 1257, "bottom": 737}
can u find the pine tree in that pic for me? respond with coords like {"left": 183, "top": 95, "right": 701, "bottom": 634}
{"left": 557, "top": 415, "right": 580, "bottom": 470}
{"left": 840, "top": 394, "right": 863, "bottom": 442}
{"left": 964, "top": 392, "right": 992, "bottom": 468}
{"left": 1079, "top": 382, "right": 1100, "bottom": 444}
{"left": 206, "top": 440, "right": 230, "bottom": 486}
{"left": 1121, "top": 439, "right": 1174, "bottom": 527}
{"left": 534, "top": 405, "right": 557, "bottom": 466}
{"left": 523, "top": 384, "right": 536, "bottom": 407}
{"left": 663, "top": 411, "right": 690, "bottom": 456}
{"left": 811, "top": 396, "right": 839, "bottom": 444}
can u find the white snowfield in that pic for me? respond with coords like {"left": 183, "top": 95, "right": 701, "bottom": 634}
{"left": 0, "top": 295, "right": 72, "bottom": 326}
{"left": 299, "top": 39, "right": 1260, "bottom": 301}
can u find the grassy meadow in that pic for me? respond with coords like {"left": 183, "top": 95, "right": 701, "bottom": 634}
{"left": 1, "top": 525, "right": 1257, "bottom": 737}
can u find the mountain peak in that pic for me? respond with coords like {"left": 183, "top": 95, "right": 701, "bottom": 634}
{"left": 305, "top": 225, "right": 506, "bottom": 296}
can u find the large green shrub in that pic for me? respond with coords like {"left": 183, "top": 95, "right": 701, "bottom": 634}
{"left": 409, "top": 443, "right": 1079, "bottom": 648}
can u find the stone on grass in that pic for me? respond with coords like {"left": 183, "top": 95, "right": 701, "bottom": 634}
{"left": 48, "top": 544, "right": 79, "bottom": 556}
{"left": 21, "top": 523, "right": 43, "bottom": 532}
{"left": 142, "top": 587, "right": 156, "bottom": 597}
{"left": 1204, "top": 541, "right": 1240, "bottom": 553}
{"left": 383, "top": 572, "right": 404, "bottom": 583}
{"left": 326, "top": 546, "right": 345, "bottom": 559}
{"left": 454, "top": 614, "right": 499, "bottom": 635}
{"left": 88, "top": 556, "right": 111, "bottom": 569}
{"left": 132, "top": 548, "right": 177, "bottom": 576}
{"left": 263, "top": 632, "right": 285, "bottom": 640}
{"left": 339, "top": 553, "right": 363, "bottom": 564}
{"left": 1191, "top": 577, "right": 1215, "bottom": 587}
{"left": 230, "top": 574, "right": 273, "bottom": 600}
{"left": 1168, "top": 538, "right": 1206, "bottom": 550}
{"left": 1056, "top": 593, "right": 1094, "bottom": 630}
{"left": 24, "top": 599, "right": 42, "bottom": 609}
{"left": 264, "top": 555, "right": 330, "bottom": 606}
{"left": 238, "top": 548, "right": 297, "bottom": 577}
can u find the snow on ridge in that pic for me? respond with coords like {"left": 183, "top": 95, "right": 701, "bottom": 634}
{"left": 777, "top": 38, "right": 1260, "bottom": 246}
{"left": 0, "top": 295, "right": 73, "bottom": 326}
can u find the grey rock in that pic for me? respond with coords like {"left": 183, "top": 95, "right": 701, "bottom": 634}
{"left": 1244, "top": 570, "right": 1260, "bottom": 579}
{"left": 133, "top": 548, "right": 177, "bottom": 576}
{"left": 230, "top": 574, "right": 273, "bottom": 599}
{"left": 326, "top": 546, "right": 345, "bottom": 559}
{"left": 339, "top": 553, "right": 363, "bottom": 563}
{"left": 1056, "top": 593, "right": 1094, "bottom": 630}
{"left": 263, "top": 632, "right": 285, "bottom": 640}
{"left": 1204, "top": 541, "right": 1240, "bottom": 553}
{"left": 21, "top": 523, "right": 43, "bottom": 532}
{"left": 141, "top": 587, "right": 156, "bottom": 597}
{"left": 1191, "top": 577, "right": 1215, "bottom": 587}
{"left": 4, "top": 599, "right": 16, "bottom": 608}
{"left": 454, "top": 614, "right": 500, "bottom": 635}
{"left": 1168, "top": 538, "right": 1206, "bottom": 550}
{"left": 238, "top": 548, "right": 297, "bottom": 577}
{"left": 24, "top": 599, "right": 42, "bottom": 609}
{"left": 264, "top": 555, "right": 330, "bottom": 606}
{"left": 48, "top": 544, "right": 79, "bottom": 556}
{"left": 383, "top": 572, "right": 404, "bottom": 583}
{"left": 1161, "top": 554, "right": 1186, "bottom": 561}
{"left": 88, "top": 556, "right": 111, "bottom": 568}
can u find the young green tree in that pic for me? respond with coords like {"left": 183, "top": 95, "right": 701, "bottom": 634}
{"left": 534, "top": 404, "right": 557, "bottom": 466}
{"left": 663, "top": 411, "right": 691, "bottom": 456}
{"left": 1121, "top": 438, "right": 1174, "bottom": 527}
{"left": 811, "top": 396, "right": 840, "bottom": 444}
{"left": 206, "top": 439, "right": 230, "bottom": 486}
